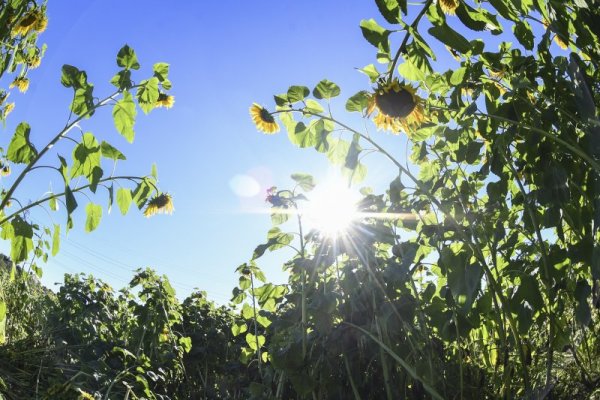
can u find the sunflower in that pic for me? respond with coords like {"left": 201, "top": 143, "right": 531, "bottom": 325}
{"left": 367, "top": 79, "right": 425, "bottom": 134}
{"left": 3, "top": 103, "right": 15, "bottom": 118}
{"left": 34, "top": 12, "right": 48, "bottom": 33}
{"left": 439, "top": 0, "right": 459, "bottom": 15}
{"left": 144, "top": 193, "right": 174, "bottom": 217}
{"left": 28, "top": 54, "right": 41, "bottom": 69}
{"left": 250, "top": 103, "right": 279, "bottom": 134}
{"left": 11, "top": 9, "right": 45, "bottom": 36}
{"left": 156, "top": 93, "right": 175, "bottom": 108}
{"left": 10, "top": 77, "right": 29, "bottom": 93}
{"left": 0, "top": 165, "right": 10, "bottom": 177}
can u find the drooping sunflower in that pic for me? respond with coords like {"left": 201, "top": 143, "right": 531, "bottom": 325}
{"left": 439, "top": 0, "right": 459, "bottom": 15}
{"left": 3, "top": 103, "right": 15, "bottom": 118}
{"left": 155, "top": 93, "right": 175, "bottom": 108}
{"left": 11, "top": 9, "right": 46, "bottom": 36}
{"left": 0, "top": 165, "right": 11, "bottom": 177}
{"left": 144, "top": 193, "right": 174, "bottom": 217}
{"left": 367, "top": 79, "right": 425, "bottom": 134}
{"left": 10, "top": 77, "right": 29, "bottom": 93}
{"left": 27, "top": 54, "right": 42, "bottom": 69}
{"left": 250, "top": 103, "right": 279, "bottom": 134}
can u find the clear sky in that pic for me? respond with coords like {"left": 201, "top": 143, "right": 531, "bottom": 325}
{"left": 2, "top": 1, "right": 464, "bottom": 302}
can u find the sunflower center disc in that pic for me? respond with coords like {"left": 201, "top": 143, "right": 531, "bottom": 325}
{"left": 376, "top": 89, "right": 416, "bottom": 118}
{"left": 260, "top": 108, "right": 275, "bottom": 123}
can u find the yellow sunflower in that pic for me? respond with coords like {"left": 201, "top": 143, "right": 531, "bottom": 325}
{"left": 1, "top": 165, "right": 11, "bottom": 177}
{"left": 34, "top": 12, "right": 48, "bottom": 33}
{"left": 367, "top": 79, "right": 425, "bottom": 134}
{"left": 28, "top": 54, "right": 41, "bottom": 69}
{"left": 439, "top": 0, "right": 459, "bottom": 15}
{"left": 11, "top": 9, "right": 45, "bottom": 36}
{"left": 250, "top": 103, "right": 280, "bottom": 134}
{"left": 10, "top": 77, "right": 29, "bottom": 93}
{"left": 144, "top": 193, "right": 174, "bottom": 217}
{"left": 3, "top": 103, "right": 15, "bottom": 118}
{"left": 155, "top": 93, "right": 175, "bottom": 108}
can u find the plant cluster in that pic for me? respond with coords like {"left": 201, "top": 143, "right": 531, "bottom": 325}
{"left": 2, "top": 0, "right": 600, "bottom": 399}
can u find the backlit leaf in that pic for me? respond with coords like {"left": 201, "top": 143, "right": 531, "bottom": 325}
{"left": 7, "top": 122, "right": 37, "bottom": 164}
{"left": 85, "top": 203, "right": 102, "bottom": 232}
{"left": 113, "top": 91, "right": 137, "bottom": 142}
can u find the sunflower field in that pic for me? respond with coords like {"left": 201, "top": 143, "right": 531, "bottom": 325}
{"left": 2, "top": 0, "right": 600, "bottom": 398}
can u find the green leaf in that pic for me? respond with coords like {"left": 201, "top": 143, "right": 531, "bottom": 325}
{"left": 346, "top": 91, "right": 370, "bottom": 113}
{"left": 132, "top": 178, "right": 154, "bottom": 209}
{"left": 288, "top": 121, "right": 315, "bottom": 148}
{"left": 242, "top": 303, "right": 254, "bottom": 320}
{"left": 513, "top": 20, "right": 534, "bottom": 50}
{"left": 153, "top": 62, "right": 169, "bottom": 81}
{"left": 117, "top": 44, "right": 140, "bottom": 70}
{"left": 429, "top": 24, "right": 471, "bottom": 54}
{"left": 110, "top": 70, "right": 132, "bottom": 90}
{"left": 113, "top": 91, "right": 137, "bottom": 142}
{"left": 232, "top": 322, "right": 247, "bottom": 336}
{"left": 487, "top": 0, "right": 519, "bottom": 21}
{"left": 117, "top": 188, "right": 132, "bottom": 215}
{"left": 136, "top": 77, "right": 160, "bottom": 114}
{"left": 313, "top": 79, "right": 340, "bottom": 100}
{"left": 398, "top": 43, "right": 432, "bottom": 81}
{"left": 100, "top": 141, "right": 126, "bottom": 160}
{"left": 71, "top": 132, "right": 102, "bottom": 192}
{"left": 65, "top": 186, "right": 78, "bottom": 214}
{"left": 345, "top": 135, "right": 362, "bottom": 170}
{"left": 287, "top": 85, "right": 309, "bottom": 103}
{"left": 10, "top": 217, "right": 33, "bottom": 263}
{"left": 291, "top": 173, "right": 315, "bottom": 191}
{"left": 52, "top": 224, "right": 60, "bottom": 256}
{"left": 360, "top": 19, "right": 390, "bottom": 53}
{"left": 73, "top": 86, "right": 95, "bottom": 117}
{"left": 375, "top": 0, "right": 404, "bottom": 22}
{"left": 61, "top": 65, "right": 88, "bottom": 89}
{"left": 450, "top": 67, "right": 467, "bottom": 85}
{"left": 455, "top": 3, "right": 502, "bottom": 34}
{"left": 358, "top": 64, "right": 380, "bottom": 82}
{"left": 246, "top": 332, "right": 266, "bottom": 350}
{"left": 7, "top": 122, "right": 37, "bottom": 164}
{"left": 49, "top": 196, "right": 58, "bottom": 211}
{"left": 304, "top": 99, "right": 324, "bottom": 114}
{"left": 85, "top": 203, "right": 102, "bottom": 232}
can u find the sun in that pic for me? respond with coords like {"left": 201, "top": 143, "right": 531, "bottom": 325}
{"left": 301, "top": 178, "right": 360, "bottom": 237}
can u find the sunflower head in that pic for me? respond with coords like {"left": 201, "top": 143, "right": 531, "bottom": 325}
{"left": 368, "top": 79, "right": 425, "bottom": 134}
{"left": 27, "top": 54, "right": 42, "bottom": 69}
{"left": 439, "top": 0, "right": 459, "bottom": 15}
{"left": 12, "top": 9, "right": 45, "bottom": 36}
{"left": 144, "top": 193, "right": 174, "bottom": 217}
{"left": 250, "top": 103, "right": 279, "bottom": 134}
{"left": 0, "top": 165, "right": 11, "bottom": 177}
{"left": 156, "top": 93, "right": 175, "bottom": 109}
{"left": 3, "top": 103, "right": 15, "bottom": 119}
{"left": 10, "top": 77, "right": 29, "bottom": 93}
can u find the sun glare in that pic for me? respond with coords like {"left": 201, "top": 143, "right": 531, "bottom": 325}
{"left": 302, "top": 179, "right": 360, "bottom": 237}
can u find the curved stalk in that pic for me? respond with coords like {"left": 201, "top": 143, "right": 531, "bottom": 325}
{"left": 0, "top": 90, "right": 123, "bottom": 212}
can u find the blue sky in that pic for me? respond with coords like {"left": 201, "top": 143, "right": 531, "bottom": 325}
{"left": 2, "top": 0, "right": 494, "bottom": 302}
